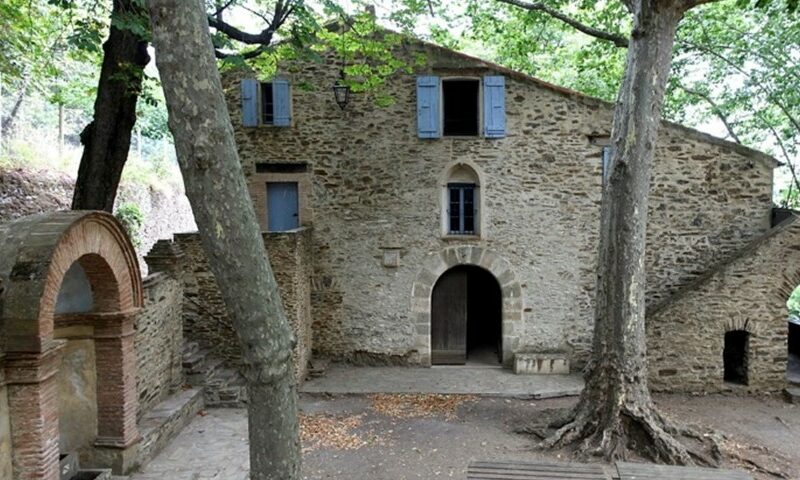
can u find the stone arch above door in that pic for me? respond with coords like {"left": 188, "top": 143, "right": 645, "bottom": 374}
{"left": 411, "top": 246, "right": 522, "bottom": 366}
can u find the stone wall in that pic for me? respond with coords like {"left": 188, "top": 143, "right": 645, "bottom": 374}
{"left": 176, "top": 228, "right": 314, "bottom": 382}
{"left": 0, "top": 166, "right": 196, "bottom": 275}
{"left": 0, "top": 367, "right": 12, "bottom": 480}
{"left": 222, "top": 37, "right": 775, "bottom": 367}
{"left": 135, "top": 273, "right": 184, "bottom": 416}
{"left": 647, "top": 216, "right": 800, "bottom": 393}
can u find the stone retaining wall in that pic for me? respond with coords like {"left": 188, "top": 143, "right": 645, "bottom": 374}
{"left": 135, "top": 273, "right": 185, "bottom": 417}
{"left": 648, "top": 216, "right": 800, "bottom": 392}
{"left": 175, "top": 228, "right": 313, "bottom": 382}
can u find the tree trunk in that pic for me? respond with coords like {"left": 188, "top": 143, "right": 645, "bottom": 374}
{"left": 543, "top": 0, "right": 718, "bottom": 465}
{"left": 1, "top": 76, "right": 29, "bottom": 137}
{"left": 147, "top": 1, "right": 301, "bottom": 479}
{"left": 58, "top": 103, "right": 64, "bottom": 160}
{"left": 71, "top": 0, "right": 149, "bottom": 212}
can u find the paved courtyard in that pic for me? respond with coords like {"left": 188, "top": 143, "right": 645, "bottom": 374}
{"left": 128, "top": 392, "right": 800, "bottom": 480}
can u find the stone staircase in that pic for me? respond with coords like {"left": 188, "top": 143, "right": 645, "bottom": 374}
{"left": 183, "top": 341, "right": 248, "bottom": 407}
{"left": 59, "top": 452, "right": 112, "bottom": 480}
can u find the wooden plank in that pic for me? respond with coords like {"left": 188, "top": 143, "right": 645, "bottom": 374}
{"left": 432, "top": 268, "right": 467, "bottom": 364}
{"left": 616, "top": 461, "right": 753, "bottom": 480}
{"left": 467, "top": 460, "right": 608, "bottom": 480}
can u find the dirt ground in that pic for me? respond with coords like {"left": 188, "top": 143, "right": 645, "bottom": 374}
{"left": 300, "top": 393, "right": 800, "bottom": 480}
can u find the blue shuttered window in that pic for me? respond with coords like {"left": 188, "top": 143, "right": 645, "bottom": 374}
{"left": 448, "top": 183, "right": 476, "bottom": 235}
{"left": 241, "top": 79, "right": 259, "bottom": 127}
{"left": 241, "top": 78, "right": 291, "bottom": 127}
{"left": 417, "top": 76, "right": 441, "bottom": 139}
{"left": 483, "top": 76, "right": 506, "bottom": 138}
{"left": 417, "top": 75, "right": 506, "bottom": 139}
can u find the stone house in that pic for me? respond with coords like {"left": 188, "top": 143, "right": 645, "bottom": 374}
{"left": 204, "top": 30, "right": 799, "bottom": 394}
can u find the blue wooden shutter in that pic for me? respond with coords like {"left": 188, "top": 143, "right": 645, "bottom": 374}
{"left": 417, "top": 76, "right": 440, "bottom": 139}
{"left": 483, "top": 76, "right": 506, "bottom": 138}
{"left": 272, "top": 79, "right": 291, "bottom": 127}
{"left": 241, "top": 79, "right": 259, "bottom": 127}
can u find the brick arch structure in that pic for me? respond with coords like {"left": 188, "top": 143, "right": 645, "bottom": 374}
{"left": 0, "top": 211, "right": 143, "bottom": 480}
{"left": 410, "top": 246, "right": 522, "bottom": 366}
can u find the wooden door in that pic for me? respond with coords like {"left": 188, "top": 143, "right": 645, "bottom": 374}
{"left": 267, "top": 182, "right": 299, "bottom": 232}
{"left": 431, "top": 268, "right": 468, "bottom": 364}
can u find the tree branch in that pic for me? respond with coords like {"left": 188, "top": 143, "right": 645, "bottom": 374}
{"left": 496, "top": 0, "right": 629, "bottom": 48}
{"left": 676, "top": 83, "right": 741, "bottom": 143}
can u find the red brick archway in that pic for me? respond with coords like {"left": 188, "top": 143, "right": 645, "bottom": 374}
{"left": 0, "top": 211, "right": 143, "bottom": 480}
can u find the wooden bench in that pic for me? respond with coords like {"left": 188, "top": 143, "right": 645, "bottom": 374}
{"left": 467, "top": 460, "right": 608, "bottom": 479}
{"left": 615, "top": 461, "right": 753, "bottom": 480}
{"left": 467, "top": 460, "right": 755, "bottom": 480}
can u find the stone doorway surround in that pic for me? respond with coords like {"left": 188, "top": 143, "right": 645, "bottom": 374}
{"left": 411, "top": 246, "right": 522, "bottom": 367}
{"left": 0, "top": 211, "right": 143, "bottom": 480}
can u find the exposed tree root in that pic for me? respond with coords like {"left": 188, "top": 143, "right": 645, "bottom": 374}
{"left": 536, "top": 397, "right": 722, "bottom": 467}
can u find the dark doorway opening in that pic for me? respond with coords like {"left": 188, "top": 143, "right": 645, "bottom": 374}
{"left": 723, "top": 330, "right": 749, "bottom": 385}
{"left": 431, "top": 265, "right": 501, "bottom": 365}
{"left": 443, "top": 79, "right": 480, "bottom": 136}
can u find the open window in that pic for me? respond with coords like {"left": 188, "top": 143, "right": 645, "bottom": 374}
{"left": 443, "top": 79, "right": 480, "bottom": 136}
{"left": 417, "top": 75, "right": 505, "bottom": 139}
{"left": 241, "top": 79, "right": 291, "bottom": 127}
{"left": 723, "top": 330, "right": 749, "bottom": 385}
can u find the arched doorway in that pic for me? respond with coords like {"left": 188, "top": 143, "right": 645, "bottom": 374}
{"left": 431, "top": 265, "right": 501, "bottom": 365}
{"left": 787, "top": 285, "right": 800, "bottom": 385}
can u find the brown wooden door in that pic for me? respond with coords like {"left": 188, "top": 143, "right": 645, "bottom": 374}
{"left": 431, "top": 268, "right": 468, "bottom": 364}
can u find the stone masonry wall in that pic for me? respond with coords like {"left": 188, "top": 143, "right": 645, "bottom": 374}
{"left": 176, "top": 229, "right": 313, "bottom": 382}
{"left": 647, "top": 216, "right": 800, "bottom": 393}
{"left": 134, "top": 273, "right": 184, "bottom": 417}
{"left": 222, "top": 37, "right": 775, "bottom": 368}
{"left": 0, "top": 367, "right": 12, "bottom": 480}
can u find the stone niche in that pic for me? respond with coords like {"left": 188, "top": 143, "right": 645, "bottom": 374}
{"left": 0, "top": 211, "right": 144, "bottom": 480}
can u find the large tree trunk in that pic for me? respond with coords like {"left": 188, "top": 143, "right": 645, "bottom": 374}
{"left": 71, "top": 0, "right": 149, "bottom": 212}
{"left": 543, "top": 0, "right": 717, "bottom": 464}
{"left": 147, "top": 1, "right": 301, "bottom": 479}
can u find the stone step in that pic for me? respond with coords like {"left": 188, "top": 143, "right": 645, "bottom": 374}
{"left": 206, "top": 384, "right": 248, "bottom": 408}
{"left": 137, "top": 388, "right": 204, "bottom": 470}
{"left": 182, "top": 350, "right": 210, "bottom": 373}
{"left": 71, "top": 469, "right": 113, "bottom": 480}
{"left": 784, "top": 386, "right": 800, "bottom": 404}
{"left": 186, "top": 357, "right": 225, "bottom": 387}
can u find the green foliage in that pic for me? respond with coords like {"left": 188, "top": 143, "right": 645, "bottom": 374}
{"left": 114, "top": 202, "right": 144, "bottom": 248}
{"left": 788, "top": 285, "right": 800, "bottom": 316}
{"left": 778, "top": 184, "right": 800, "bottom": 209}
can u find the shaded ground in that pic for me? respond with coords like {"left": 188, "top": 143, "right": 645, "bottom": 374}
{"left": 129, "top": 393, "right": 799, "bottom": 480}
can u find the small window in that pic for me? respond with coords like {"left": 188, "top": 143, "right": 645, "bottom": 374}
{"left": 261, "top": 82, "right": 274, "bottom": 125}
{"left": 443, "top": 79, "right": 479, "bottom": 136}
{"left": 448, "top": 183, "right": 476, "bottom": 235}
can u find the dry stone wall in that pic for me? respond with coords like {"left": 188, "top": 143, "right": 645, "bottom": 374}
{"left": 223, "top": 38, "right": 775, "bottom": 369}
{"left": 175, "top": 229, "right": 313, "bottom": 382}
{"left": 648, "top": 216, "right": 800, "bottom": 393}
{"left": 0, "top": 166, "right": 196, "bottom": 275}
{"left": 134, "top": 273, "right": 184, "bottom": 416}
